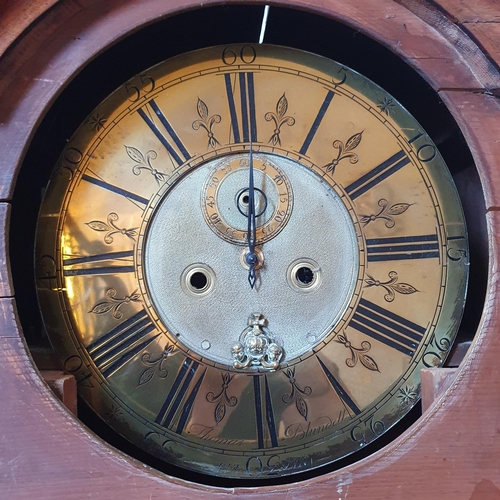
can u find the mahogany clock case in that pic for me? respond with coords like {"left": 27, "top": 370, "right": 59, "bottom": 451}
{"left": 7, "top": 1, "right": 488, "bottom": 490}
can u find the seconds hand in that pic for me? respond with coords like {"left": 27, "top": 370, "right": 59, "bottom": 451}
{"left": 246, "top": 136, "right": 258, "bottom": 289}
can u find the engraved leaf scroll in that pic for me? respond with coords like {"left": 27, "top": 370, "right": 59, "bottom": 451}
{"left": 323, "top": 131, "right": 363, "bottom": 174}
{"left": 125, "top": 145, "right": 167, "bottom": 184}
{"left": 206, "top": 372, "right": 238, "bottom": 425}
{"left": 364, "top": 271, "right": 418, "bottom": 302}
{"left": 192, "top": 98, "right": 221, "bottom": 149}
{"left": 265, "top": 93, "right": 295, "bottom": 146}
{"left": 282, "top": 367, "right": 312, "bottom": 421}
{"left": 138, "top": 343, "right": 175, "bottom": 386}
{"left": 89, "top": 287, "right": 141, "bottom": 320}
{"left": 86, "top": 212, "right": 138, "bottom": 244}
{"left": 336, "top": 333, "right": 380, "bottom": 372}
{"left": 360, "top": 199, "right": 413, "bottom": 228}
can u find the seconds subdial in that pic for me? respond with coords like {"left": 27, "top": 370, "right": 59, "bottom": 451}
{"left": 202, "top": 153, "right": 293, "bottom": 246}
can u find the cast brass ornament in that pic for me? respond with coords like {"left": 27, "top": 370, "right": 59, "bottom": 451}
{"left": 35, "top": 44, "right": 468, "bottom": 479}
{"left": 231, "top": 313, "right": 284, "bottom": 370}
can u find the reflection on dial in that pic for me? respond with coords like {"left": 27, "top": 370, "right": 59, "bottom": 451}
{"left": 142, "top": 153, "right": 360, "bottom": 365}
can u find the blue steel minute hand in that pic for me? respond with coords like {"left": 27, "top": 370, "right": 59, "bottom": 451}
{"left": 246, "top": 139, "right": 258, "bottom": 289}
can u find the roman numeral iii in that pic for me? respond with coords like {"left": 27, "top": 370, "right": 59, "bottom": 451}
{"left": 63, "top": 250, "right": 135, "bottom": 276}
{"left": 366, "top": 234, "right": 440, "bottom": 261}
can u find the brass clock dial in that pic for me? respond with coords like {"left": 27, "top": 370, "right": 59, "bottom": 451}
{"left": 36, "top": 44, "right": 468, "bottom": 479}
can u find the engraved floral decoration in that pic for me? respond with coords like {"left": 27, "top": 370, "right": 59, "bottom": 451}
{"left": 335, "top": 332, "right": 379, "bottom": 372}
{"left": 86, "top": 212, "right": 138, "bottom": 244}
{"left": 105, "top": 404, "right": 123, "bottom": 422}
{"left": 125, "top": 145, "right": 167, "bottom": 184}
{"left": 323, "top": 131, "right": 363, "bottom": 174}
{"left": 359, "top": 199, "right": 413, "bottom": 228}
{"left": 265, "top": 93, "right": 295, "bottom": 146}
{"left": 398, "top": 385, "right": 418, "bottom": 406}
{"left": 364, "top": 271, "right": 418, "bottom": 303}
{"left": 206, "top": 372, "right": 238, "bottom": 425}
{"left": 138, "top": 343, "right": 175, "bottom": 386}
{"left": 88, "top": 112, "right": 107, "bottom": 131}
{"left": 192, "top": 98, "right": 221, "bottom": 149}
{"left": 282, "top": 367, "right": 312, "bottom": 421}
{"left": 377, "top": 97, "right": 396, "bottom": 115}
{"left": 89, "top": 287, "right": 141, "bottom": 320}
{"left": 422, "top": 333, "right": 452, "bottom": 368}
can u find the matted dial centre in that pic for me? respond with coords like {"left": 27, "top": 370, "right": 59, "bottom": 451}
{"left": 142, "top": 153, "right": 360, "bottom": 366}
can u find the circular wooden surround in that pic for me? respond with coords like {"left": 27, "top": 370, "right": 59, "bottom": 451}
{"left": 1, "top": 1, "right": 500, "bottom": 498}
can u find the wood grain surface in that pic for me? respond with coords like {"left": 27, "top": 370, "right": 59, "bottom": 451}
{"left": 467, "top": 22, "right": 500, "bottom": 68}
{"left": 420, "top": 367, "right": 458, "bottom": 412}
{"left": 0, "top": 203, "right": 14, "bottom": 297}
{"left": 435, "top": 0, "right": 500, "bottom": 23}
{"left": 439, "top": 91, "right": 500, "bottom": 209}
{"left": 0, "top": 0, "right": 60, "bottom": 56}
{"left": 396, "top": 0, "right": 500, "bottom": 92}
{"left": 0, "top": 1, "right": 499, "bottom": 498}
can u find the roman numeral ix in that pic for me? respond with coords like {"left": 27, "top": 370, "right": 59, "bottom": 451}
{"left": 317, "top": 355, "right": 361, "bottom": 417}
{"left": 299, "top": 90, "right": 335, "bottom": 156}
{"left": 253, "top": 375, "right": 279, "bottom": 448}
{"left": 82, "top": 174, "right": 149, "bottom": 207}
{"left": 63, "top": 250, "right": 135, "bottom": 276}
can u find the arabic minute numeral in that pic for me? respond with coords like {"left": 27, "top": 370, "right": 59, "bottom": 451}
{"left": 221, "top": 45, "right": 257, "bottom": 65}
{"left": 408, "top": 131, "right": 437, "bottom": 162}
{"left": 125, "top": 72, "right": 155, "bottom": 102}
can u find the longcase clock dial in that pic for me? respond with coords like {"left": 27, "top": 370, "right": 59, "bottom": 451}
{"left": 35, "top": 44, "right": 468, "bottom": 479}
